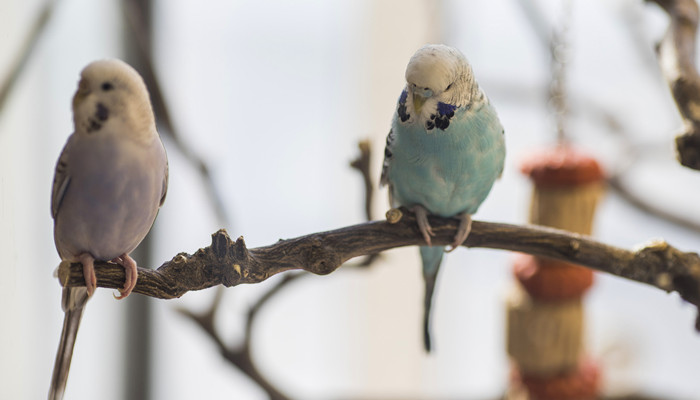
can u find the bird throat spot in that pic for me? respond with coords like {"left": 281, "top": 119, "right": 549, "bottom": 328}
{"left": 397, "top": 90, "right": 459, "bottom": 131}
{"left": 398, "top": 90, "right": 410, "bottom": 122}
{"left": 426, "top": 102, "right": 457, "bottom": 131}
{"left": 96, "top": 103, "right": 109, "bottom": 122}
{"left": 86, "top": 103, "right": 109, "bottom": 134}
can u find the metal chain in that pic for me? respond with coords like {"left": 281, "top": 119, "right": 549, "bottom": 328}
{"left": 550, "top": 0, "right": 574, "bottom": 144}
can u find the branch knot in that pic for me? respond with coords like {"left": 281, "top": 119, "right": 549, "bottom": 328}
{"left": 303, "top": 238, "right": 341, "bottom": 275}
{"left": 209, "top": 230, "right": 251, "bottom": 287}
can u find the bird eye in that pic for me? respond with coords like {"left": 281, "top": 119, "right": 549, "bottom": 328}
{"left": 445, "top": 83, "right": 452, "bottom": 91}
{"left": 101, "top": 82, "right": 114, "bottom": 91}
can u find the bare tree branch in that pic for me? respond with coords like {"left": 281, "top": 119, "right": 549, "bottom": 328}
{"left": 649, "top": 0, "right": 700, "bottom": 170}
{"left": 57, "top": 211, "right": 700, "bottom": 330}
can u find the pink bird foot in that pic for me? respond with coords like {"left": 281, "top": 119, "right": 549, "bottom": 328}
{"left": 446, "top": 213, "right": 472, "bottom": 253}
{"left": 411, "top": 205, "right": 435, "bottom": 246}
{"left": 78, "top": 253, "right": 97, "bottom": 296}
{"left": 112, "top": 253, "right": 138, "bottom": 299}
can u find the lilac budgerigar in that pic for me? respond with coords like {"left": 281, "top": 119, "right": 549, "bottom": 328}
{"left": 380, "top": 44, "right": 505, "bottom": 352}
{"left": 49, "top": 59, "right": 168, "bottom": 399}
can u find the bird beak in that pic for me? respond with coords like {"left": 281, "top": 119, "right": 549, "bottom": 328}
{"left": 72, "top": 79, "right": 91, "bottom": 109}
{"left": 413, "top": 93, "right": 426, "bottom": 114}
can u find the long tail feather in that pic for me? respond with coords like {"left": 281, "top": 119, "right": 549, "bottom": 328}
{"left": 420, "top": 246, "right": 444, "bottom": 353}
{"left": 49, "top": 288, "right": 88, "bottom": 400}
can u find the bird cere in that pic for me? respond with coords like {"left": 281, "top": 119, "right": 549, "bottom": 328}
{"left": 49, "top": 59, "right": 168, "bottom": 400}
{"left": 381, "top": 44, "right": 506, "bottom": 352}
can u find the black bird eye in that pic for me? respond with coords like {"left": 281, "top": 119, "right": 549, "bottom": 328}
{"left": 445, "top": 83, "right": 452, "bottom": 91}
{"left": 101, "top": 82, "right": 114, "bottom": 91}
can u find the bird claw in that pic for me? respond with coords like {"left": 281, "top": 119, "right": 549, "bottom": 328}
{"left": 78, "top": 253, "right": 97, "bottom": 297}
{"left": 446, "top": 213, "right": 472, "bottom": 253}
{"left": 112, "top": 254, "right": 138, "bottom": 299}
{"left": 412, "top": 205, "right": 435, "bottom": 246}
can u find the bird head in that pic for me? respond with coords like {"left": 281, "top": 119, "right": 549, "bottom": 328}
{"left": 72, "top": 59, "right": 156, "bottom": 141}
{"left": 404, "top": 44, "right": 476, "bottom": 115}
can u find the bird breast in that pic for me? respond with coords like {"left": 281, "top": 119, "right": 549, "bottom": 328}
{"left": 53, "top": 132, "right": 166, "bottom": 261}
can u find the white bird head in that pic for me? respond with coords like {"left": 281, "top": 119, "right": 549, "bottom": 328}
{"left": 404, "top": 44, "right": 479, "bottom": 114}
{"left": 72, "top": 59, "right": 156, "bottom": 141}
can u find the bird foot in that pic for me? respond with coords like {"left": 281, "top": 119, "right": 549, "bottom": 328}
{"left": 78, "top": 253, "right": 97, "bottom": 296}
{"left": 446, "top": 213, "right": 472, "bottom": 253}
{"left": 411, "top": 205, "right": 435, "bottom": 246}
{"left": 112, "top": 254, "right": 138, "bottom": 299}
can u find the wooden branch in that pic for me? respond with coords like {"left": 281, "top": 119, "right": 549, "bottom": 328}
{"left": 57, "top": 209, "right": 700, "bottom": 329}
{"left": 649, "top": 0, "right": 700, "bottom": 170}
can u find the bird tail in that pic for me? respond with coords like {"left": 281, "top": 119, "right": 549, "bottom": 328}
{"left": 420, "top": 245, "right": 444, "bottom": 353}
{"left": 49, "top": 288, "right": 88, "bottom": 400}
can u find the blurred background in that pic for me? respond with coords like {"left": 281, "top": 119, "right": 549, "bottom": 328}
{"left": 2, "top": 0, "right": 700, "bottom": 399}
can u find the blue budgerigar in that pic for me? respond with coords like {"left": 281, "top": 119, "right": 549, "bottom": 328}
{"left": 380, "top": 44, "right": 505, "bottom": 352}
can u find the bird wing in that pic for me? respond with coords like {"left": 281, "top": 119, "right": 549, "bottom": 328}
{"left": 160, "top": 158, "right": 169, "bottom": 207}
{"left": 379, "top": 128, "right": 395, "bottom": 188}
{"left": 51, "top": 135, "right": 75, "bottom": 220}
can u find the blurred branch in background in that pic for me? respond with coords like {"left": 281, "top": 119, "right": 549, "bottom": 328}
{"left": 0, "top": 0, "right": 233, "bottom": 225}
{"left": 120, "top": 1, "right": 156, "bottom": 399}
{"left": 607, "top": 121, "right": 700, "bottom": 232}
{"left": 350, "top": 139, "right": 375, "bottom": 222}
{"left": 348, "top": 139, "right": 382, "bottom": 267}
{"left": 175, "top": 140, "right": 382, "bottom": 399}
{"left": 122, "top": 0, "right": 232, "bottom": 226}
{"left": 518, "top": 0, "right": 700, "bottom": 233}
{"left": 588, "top": 87, "right": 700, "bottom": 233}
{"left": 598, "top": 0, "right": 700, "bottom": 234}
{"left": 609, "top": 174, "right": 700, "bottom": 232}
{"left": 648, "top": 0, "right": 700, "bottom": 170}
{"left": 0, "top": 0, "right": 56, "bottom": 118}
{"left": 177, "top": 285, "right": 292, "bottom": 400}
{"left": 177, "top": 276, "right": 295, "bottom": 400}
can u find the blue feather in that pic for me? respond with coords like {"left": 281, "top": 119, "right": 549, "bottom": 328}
{"left": 437, "top": 102, "right": 457, "bottom": 117}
